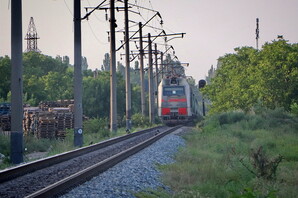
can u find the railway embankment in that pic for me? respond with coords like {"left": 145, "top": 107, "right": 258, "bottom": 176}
{"left": 137, "top": 108, "right": 298, "bottom": 198}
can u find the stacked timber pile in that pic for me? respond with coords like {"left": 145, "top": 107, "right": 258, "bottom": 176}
{"left": 0, "top": 114, "right": 11, "bottom": 131}
{"left": 52, "top": 108, "right": 74, "bottom": 139}
{"left": 37, "top": 100, "right": 75, "bottom": 139}
{"left": 37, "top": 112, "right": 56, "bottom": 139}
{"left": 57, "top": 99, "right": 74, "bottom": 108}
{"left": 0, "top": 103, "right": 11, "bottom": 131}
{"left": 39, "top": 101, "right": 61, "bottom": 111}
{"left": 1, "top": 100, "right": 84, "bottom": 139}
{"left": 23, "top": 107, "right": 40, "bottom": 136}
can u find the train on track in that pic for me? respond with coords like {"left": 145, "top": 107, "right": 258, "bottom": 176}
{"left": 157, "top": 76, "right": 200, "bottom": 125}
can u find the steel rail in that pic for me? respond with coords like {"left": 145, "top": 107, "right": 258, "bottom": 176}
{"left": 0, "top": 126, "right": 162, "bottom": 183}
{"left": 25, "top": 125, "right": 182, "bottom": 198}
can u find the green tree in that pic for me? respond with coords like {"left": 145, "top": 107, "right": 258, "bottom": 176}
{"left": 82, "top": 56, "right": 88, "bottom": 71}
{"left": 23, "top": 74, "right": 47, "bottom": 105}
{"left": 23, "top": 52, "right": 68, "bottom": 77}
{"left": 82, "top": 71, "right": 127, "bottom": 120}
{"left": 117, "top": 61, "right": 125, "bottom": 78}
{"left": 62, "top": 56, "right": 70, "bottom": 66}
{"left": 258, "top": 40, "right": 298, "bottom": 109}
{"left": 0, "top": 56, "right": 11, "bottom": 100}
{"left": 41, "top": 71, "right": 72, "bottom": 101}
{"left": 203, "top": 40, "right": 298, "bottom": 114}
{"left": 131, "top": 85, "right": 141, "bottom": 114}
{"left": 101, "top": 53, "right": 110, "bottom": 71}
{"left": 203, "top": 47, "right": 259, "bottom": 113}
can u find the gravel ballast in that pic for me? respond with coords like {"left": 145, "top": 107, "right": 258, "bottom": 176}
{"left": 61, "top": 130, "right": 186, "bottom": 198}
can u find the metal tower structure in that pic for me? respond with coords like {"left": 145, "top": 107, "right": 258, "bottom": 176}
{"left": 256, "top": 18, "right": 259, "bottom": 50}
{"left": 24, "top": 17, "right": 41, "bottom": 52}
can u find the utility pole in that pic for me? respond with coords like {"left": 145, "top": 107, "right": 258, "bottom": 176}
{"left": 139, "top": 22, "right": 145, "bottom": 116}
{"left": 11, "top": 0, "right": 23, "bottom": 164}
{"left": 154, "top": 43, "right": 159, "bottom": 108}
{"left": 160, "top": 52, "right": 164, "bottom": 79}
{"left": 110, "top": 0, "right": 117, "bottom": 133}
{"left": 256, "top": 18, "right": 259, "bottom": 50}
{"left": 148, "top": 33, "right": 154, "bottom": 124}
{"left": 154, "top": 43, "right": 159, "bottom": 87}
{"left": 124, "top": 0, "right": 131, "bottom": 130}
{"left": 73, "top": 0, "right": 83, "bottom": 147}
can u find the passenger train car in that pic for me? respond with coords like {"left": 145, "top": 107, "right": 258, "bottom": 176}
{"left": 157, "top": 76, "right": 199, "bottom": 125}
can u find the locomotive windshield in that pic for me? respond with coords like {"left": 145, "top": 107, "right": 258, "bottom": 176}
{"left": 163, "top": 86, "right": 185, "bottom": 96}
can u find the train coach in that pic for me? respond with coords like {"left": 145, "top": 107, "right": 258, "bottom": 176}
{"left": 157, "top": 76, "right": 199, "bottom": 125}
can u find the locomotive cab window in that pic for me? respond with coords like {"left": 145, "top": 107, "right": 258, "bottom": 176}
{"left": 163, "top": 86, "right": 185, "bottom": 96}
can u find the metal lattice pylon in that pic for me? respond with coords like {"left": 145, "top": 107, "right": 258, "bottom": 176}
{"left": 24, "top": 17, "right": 41, "bottom": 53}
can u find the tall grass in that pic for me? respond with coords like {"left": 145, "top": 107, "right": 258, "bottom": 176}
{"left": 136, "top": 109, "right": 298, "bottom": 198}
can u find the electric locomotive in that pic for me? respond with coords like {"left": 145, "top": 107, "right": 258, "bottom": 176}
{"left": 157, "top": 76, "right": 199, "bottom": 125}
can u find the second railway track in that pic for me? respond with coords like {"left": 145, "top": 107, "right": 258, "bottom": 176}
{"left": 0, "top": 125, "right": 181, "bottom": 198}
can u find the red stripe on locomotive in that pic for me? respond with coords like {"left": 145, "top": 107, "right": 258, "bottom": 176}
{"left": 178, "top": 108, "right": 187, "bottom": 115}
{"left": 162, "top": 108, "right": 171, "bottom": 115}
{"left": 168, "top": 98, "right": 186, "bottom": 102}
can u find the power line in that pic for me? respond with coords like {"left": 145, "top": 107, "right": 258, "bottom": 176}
{"left": 87, "top": 0, "right": 105, "bottom": 22}
{"left": 86, "top": 20, "right": 108, "bottom": 45}
{"left": 63, "top": 0, "right": 73, "bottom": 16}
{"left": 82, "top": 0, "right": 107, "bottom": 20}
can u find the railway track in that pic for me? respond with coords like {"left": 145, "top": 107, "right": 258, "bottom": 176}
{"left": 0, "top": 125, "right": 181, "bottom": 198}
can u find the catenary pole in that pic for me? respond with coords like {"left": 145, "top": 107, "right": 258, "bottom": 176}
{"left": 110, "top": 0, "right": 117, "bottom": 133}
{"left": 154, "top": 43, "right": 159, "bottom": 108}
{"left": 160, "top": 52, "right": 164, "bottom": 79}
{"left": 10, "top": 0, "right": 23, "bottom": 164}
{"left": 139, "top": 22, "right": 145, "bottom": 116}
{"left": 124, "top": 0, "right": 131, "bottom": 130}
{"left": 73, "top": 0, "right": 83, "bottom": 147}
{"left": 148, "top": 33, "right": 154, "bottom": 124}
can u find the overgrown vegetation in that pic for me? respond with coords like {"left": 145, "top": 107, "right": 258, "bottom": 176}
{"left": 202, "top": 40, "right": 298, "bottom": 114}
{"left": 136, "top": 109, "right": 298, "bottom": 198}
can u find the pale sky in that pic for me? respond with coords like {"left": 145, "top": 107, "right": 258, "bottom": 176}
{"left": 1, "top": 0, "right": 298, "bottom": 82}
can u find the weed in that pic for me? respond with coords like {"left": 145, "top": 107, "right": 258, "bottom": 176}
{"left": 83, "top": 117, "right": 110, "bottom": 138}
{"left": 136, "top": 109, "right": 298, "bottom": 198}
{"left": 0, "top": 134, "right": 10, "bottom": 156}
{"left": 132, "top": 113, "right": 151, "bottom": 127}
{"left": 290, "top": 102, "right": 298, "bottom": 117}
{"left": 238, "top": 146, "right": 283, "bottom": 180}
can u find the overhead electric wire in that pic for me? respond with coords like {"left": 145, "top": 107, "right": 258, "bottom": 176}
{"left": 86, "top": 20, "right": 108, "bottom": 45}
{"left": 63, "top": 0, "right": 73, "bottom": 16}
{"left": 87, "top": 0, "right": 105, "bottom": 22}
{"left": 82, "top": 0, "right": 107, "bottom": 20}
{"left": 117, "top": 23, "right": 139, "bottom": 32}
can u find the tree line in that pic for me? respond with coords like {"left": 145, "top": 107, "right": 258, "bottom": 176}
{"left": 0, "top": 52, "right": 143, "bottom": 122}
{"left": 202, "top": 40, "right": 298, "bottom": 114}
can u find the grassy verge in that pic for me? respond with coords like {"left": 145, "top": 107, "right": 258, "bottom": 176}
{"left": 135, "top": 109, "right": 298, "bottom": 198}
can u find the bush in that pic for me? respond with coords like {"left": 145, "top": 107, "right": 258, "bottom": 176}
{"left": 0, "top": 134, "right": 10, "bottom": 156}
{"left": 83, "top": 118, "right": 110, "bottom": 138}
{"left": 24, "top": 136, "right": 52, "bottom": 153}
{"left": 131, "top": 113, "right": 151, "bottom": 127}
{"left": 218, "top": 111, "right": 246, "bottom": 125}
{"left": 290, "top": 102, "right": 298, "bottom": 117}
